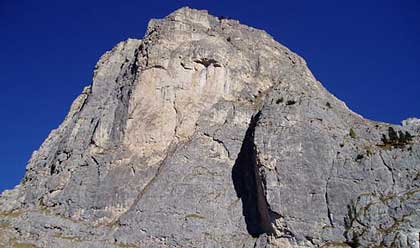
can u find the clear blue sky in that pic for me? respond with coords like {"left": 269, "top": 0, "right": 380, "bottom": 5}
{"left": 0, "top": 0, "right": 419, "bottom": 192}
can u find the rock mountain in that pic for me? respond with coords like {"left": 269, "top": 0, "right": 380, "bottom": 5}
{"left": 1, "top": 7, "right": 419, "bottom": 248}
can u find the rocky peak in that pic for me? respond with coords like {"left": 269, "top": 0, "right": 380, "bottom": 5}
{"left": 0, "top": 7, "right": 419, "bottom": 248}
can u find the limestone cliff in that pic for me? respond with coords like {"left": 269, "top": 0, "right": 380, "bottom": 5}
{"left": 1, "top": 7, "right": 419, "bottom": 248}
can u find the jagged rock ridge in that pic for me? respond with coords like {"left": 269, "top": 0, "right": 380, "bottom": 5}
{"left": 0, "top": 7, "right": 419, "bottom": 248}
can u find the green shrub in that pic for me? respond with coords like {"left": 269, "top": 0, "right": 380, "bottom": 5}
{"left": 380, "top": 127, "right": 413, "bottom": 148}
{"left": 388, "top": 127, "right": 398, "bottom": 141}
{"left": 349, "top": 128, "right": 356, "bottom": 139}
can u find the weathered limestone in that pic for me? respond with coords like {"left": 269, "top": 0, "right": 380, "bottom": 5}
{"left": 0, "top": 7, "right": 419, "bottom": 248}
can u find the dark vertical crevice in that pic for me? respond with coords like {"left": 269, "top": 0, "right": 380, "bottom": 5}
{"left": 232, "top": 111, "right": 275, "bottom": 237}
{"left": 325, "top": 178, "right": 334, "bottom": 227}
{"left": 110, "top": 44, "right": 142, "bottom": 147}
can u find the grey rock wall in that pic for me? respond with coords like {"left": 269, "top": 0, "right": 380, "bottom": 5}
{"left": 0, "top": 7, "right": 418, "bottom": 248}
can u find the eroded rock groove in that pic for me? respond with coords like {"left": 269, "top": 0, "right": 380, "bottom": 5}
{"left": 232, "top": 112, "right": 275, "bottom": 237}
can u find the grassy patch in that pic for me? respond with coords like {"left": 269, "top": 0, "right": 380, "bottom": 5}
{"left": 0, "top": 211, "right": 22, "bottom": 218}
{"left": 10, "top": 238, "right": 38, "bottom": 248}
{"left": 116, "top": 243, "right": 139, "bottom": 248}
{"left": 320, "top": 241, "right": 351, "bottom": 247}
{"left": 0, "top": 222, "right": 10, "bottom": 229}
{"left": 53, "top": 233, "right": 82, "bottom": 242}
{"left": 185, "top": 213, "right": 206, "bottom": 220}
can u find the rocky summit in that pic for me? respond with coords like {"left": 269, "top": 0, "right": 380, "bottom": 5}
{"left": 1, "top": 7, "right": 419, "bottom": 248}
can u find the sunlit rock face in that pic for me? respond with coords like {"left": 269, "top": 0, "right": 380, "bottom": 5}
{"left": 0, "top": 7, "right": 419, "bottom": 248}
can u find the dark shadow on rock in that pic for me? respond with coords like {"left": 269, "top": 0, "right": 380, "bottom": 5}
{"left": 232, "top": 111, "right": 274, "bottom": 237}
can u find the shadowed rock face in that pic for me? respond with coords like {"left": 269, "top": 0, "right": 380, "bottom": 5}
{"left": 0, "top": 7, "right": 419, "bottom": 248}
{"left": 232, "top": 111, "right": 276, "bottom": 237}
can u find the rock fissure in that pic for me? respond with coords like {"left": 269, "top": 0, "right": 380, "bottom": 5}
{"left": 325, "top": 178, "right": 334, "bottom": 227}
{"left": 203, "top": 132, "right": 231, "bottom": 159}
{"left": 114, "top": 142, "right": 179, "bottom": 225}
{"left": 232, "top": 111, "right": 276, "bottom": 237}
{"left": 325, "top": 159, "right": 335, "bottom": 228}
{"left": 379, "top": 152, "right": 396, "bottom": 189}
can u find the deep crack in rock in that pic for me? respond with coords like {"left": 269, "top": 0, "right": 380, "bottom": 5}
{"left": 232, "top": 111, "right": 275, "bottom": 237}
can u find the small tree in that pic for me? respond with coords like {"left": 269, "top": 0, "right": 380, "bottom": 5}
{"left": 398, "top": 130, "right": 406, "bottom": 143}
{"left": 388, "top": 127, "right": 398, "bottom": 142}
{"left": 405, "top": 131, "right": 413, "bottom": 142}
{"left": 380, "top": 128, "right": 414, "bottom": 148}
{"left": 381, "top": 134, "right": 388, "bottom": 144}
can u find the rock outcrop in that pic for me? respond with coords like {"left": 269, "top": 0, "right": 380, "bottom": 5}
{"left": 1, "top": 7, "right": 419, "bottom": 248}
